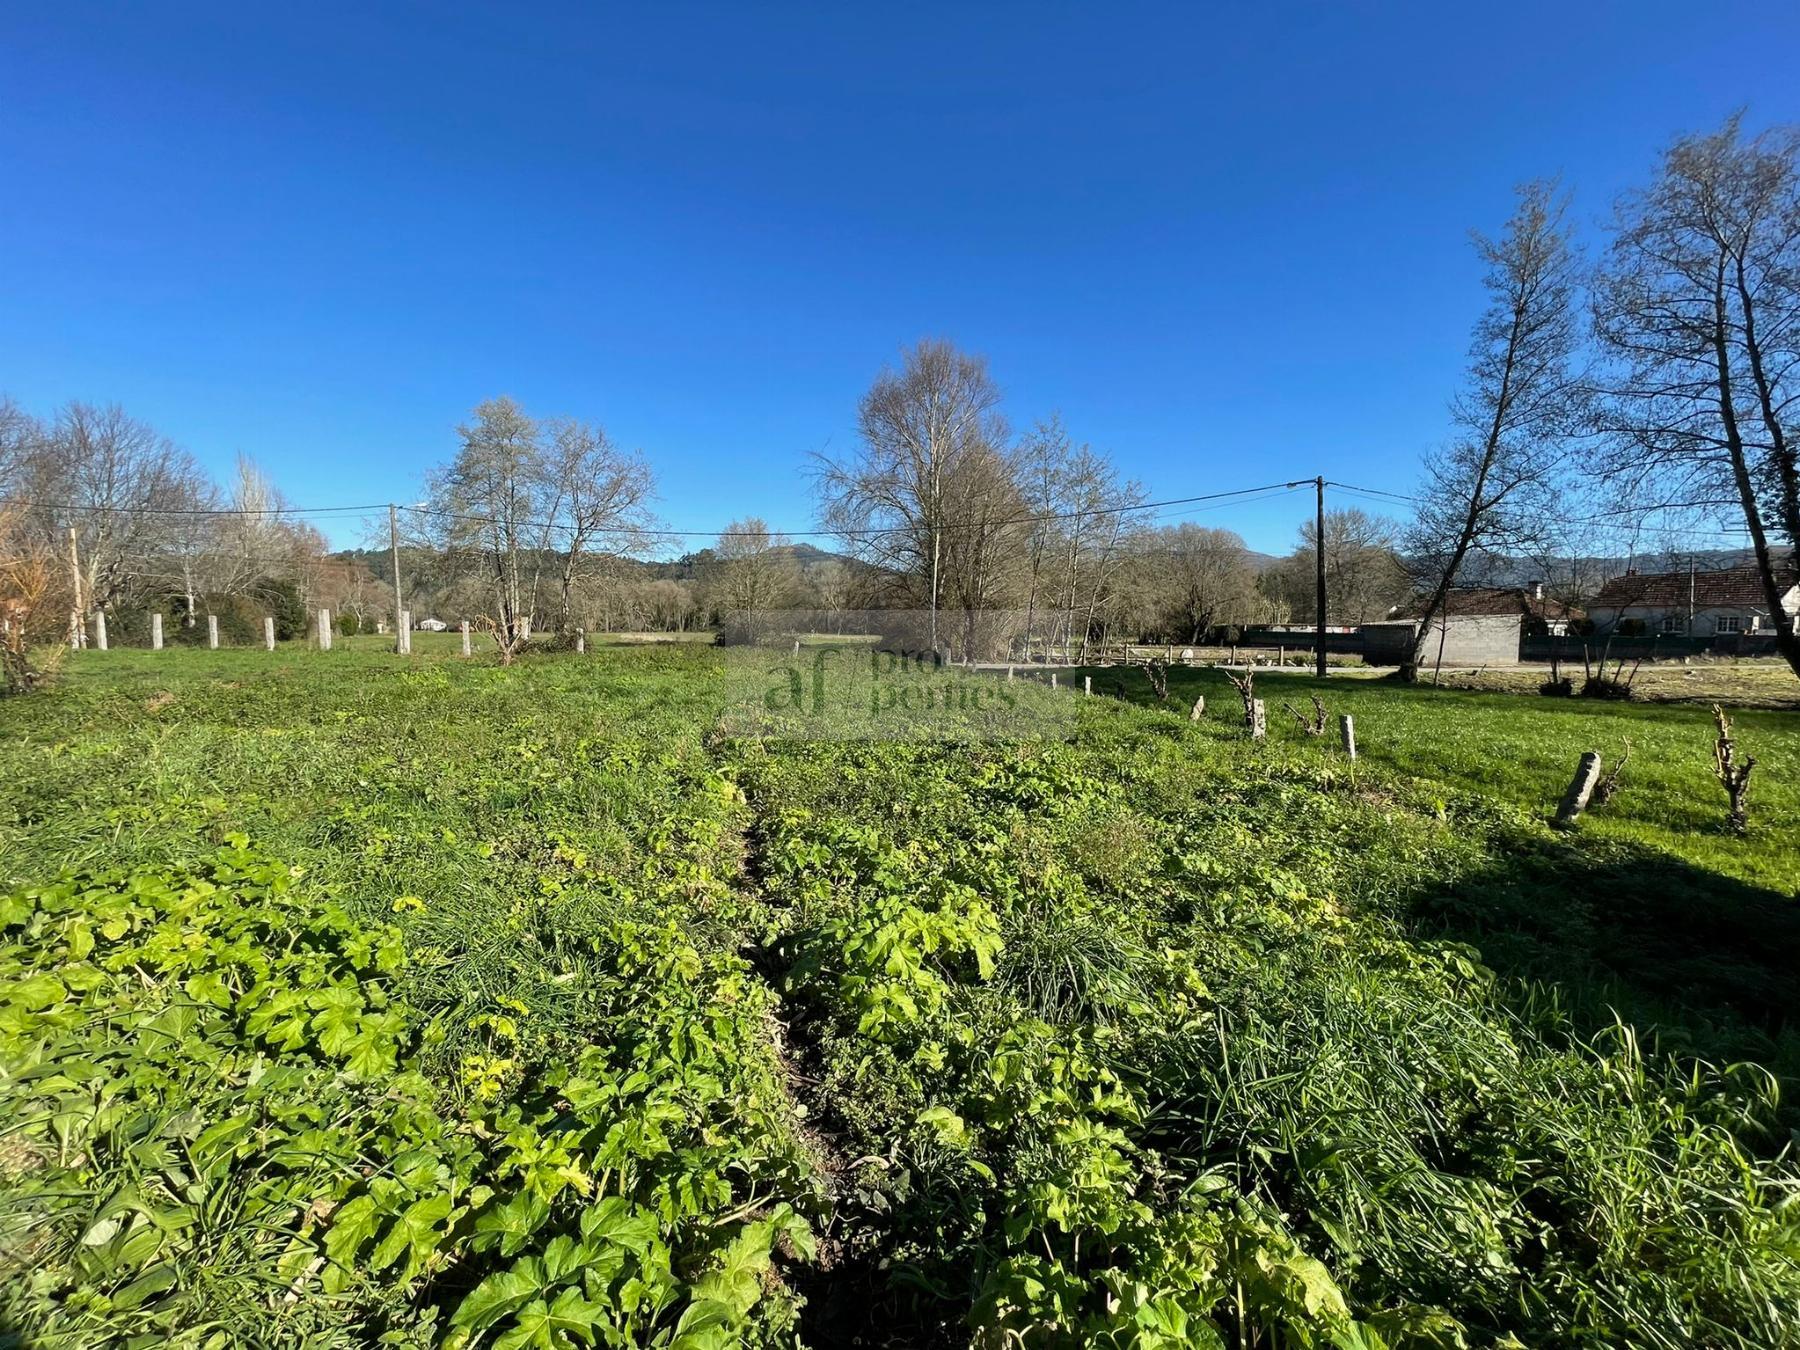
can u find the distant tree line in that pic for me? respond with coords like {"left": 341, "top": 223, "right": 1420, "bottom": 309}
{"left": 0, "top": 398, "right": 387, "bottom": 680}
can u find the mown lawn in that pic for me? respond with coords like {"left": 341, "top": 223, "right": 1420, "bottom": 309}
{"left": 2, "top": 644, "right": 1797, "bottom": 1349}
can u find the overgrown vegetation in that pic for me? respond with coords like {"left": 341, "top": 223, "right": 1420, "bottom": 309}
{"left": 2, "top": 645, "right": 1797, "bottom": 1347}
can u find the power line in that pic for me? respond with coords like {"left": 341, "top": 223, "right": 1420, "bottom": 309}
{"left": 0, "top": 496, "right": 389, "bottom": 518}
{"left": 1323, "top": 483, "right": 1752, "bottom": 541}
{"left": 6, "top": 480, "right": 1305, "bottom": 543}
{"left": 9, "top": 476, "right": 1760, "bottom": 548}
{"left": 1324, "top": 480, "right": 1420, "bottom": 504}
{"left": 399, "top": 480, "right": 1308, "bottom": 543}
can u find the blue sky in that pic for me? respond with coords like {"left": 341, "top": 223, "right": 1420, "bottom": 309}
{"left": 3, "top": 2, "right": 1796, "bottom": 554}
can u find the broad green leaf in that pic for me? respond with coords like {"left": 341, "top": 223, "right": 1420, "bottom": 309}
{"left": 10, "top": 972, "right": 69, "bottom": 1011}
{"left": 322, "top": 1194, "right": 381, "bottom": 1270}
{"left": 578, "top": 1197, "right": 655, "bottom": 1255}
{"left": 474, "top": 1191, "right": 551, "bottom": 1258}
{"left": 368, "top": 1193, "right": 456, "bottom": 1278}
{"left": 451, "top": 1265, "right": 543, "bottom": 1332}
{"left": 184, "top": 970, "right": 233, "bottom": 1008}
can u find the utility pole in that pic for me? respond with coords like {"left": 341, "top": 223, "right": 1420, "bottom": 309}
{"left": 389, "top": 503, "right": 405, "bottom": 642}
{"left": 1314, "top": 476, "right": 1327, "bottom": 679}
{"left": 67, "top": 525, "right": 86, "bottom": 649}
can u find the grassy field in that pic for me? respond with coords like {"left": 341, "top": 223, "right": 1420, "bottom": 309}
{"left": 1068, "top": 662, "right": 1799, "bottom": 890}
{"left": 2, "top": 644, "right": 1798, "bottom": 1348}
{"left": 1425, "top": 660, "right": 1800, "bottom": 710}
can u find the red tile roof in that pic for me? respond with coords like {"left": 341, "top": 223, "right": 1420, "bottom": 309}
{"left": 1590, "top": 565, "right": 1799, "bottom": 611}
{"left": 1397, "top": 587, "right": 1584, "bottom": 622}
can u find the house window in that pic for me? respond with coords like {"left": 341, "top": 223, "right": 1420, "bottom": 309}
{"left": 1659, "top": 615, "right": 1684, "bottom": 634}
{"left": 1715, "top": 615, "right": 1743, "bottom": 634}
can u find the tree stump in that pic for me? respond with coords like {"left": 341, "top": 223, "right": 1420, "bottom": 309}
{"left": 1553, "top": 751, "right": 1603, "bottom": 828}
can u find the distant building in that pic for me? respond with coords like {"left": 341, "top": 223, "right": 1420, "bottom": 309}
{"left": 1357, "top": 585, "right": 1585, "bottom": 667}
{"left": 1358, "top": 614, "right": 1520, "bottom": 667}
{"left": 1589, "top": 565, "right": 1799, "bottom": 638}
{"left": 417, "top": 617, "right": 449, "bottom": 632}
{"left": 1394, "top": 584, "right": 1585, "bottom": 636}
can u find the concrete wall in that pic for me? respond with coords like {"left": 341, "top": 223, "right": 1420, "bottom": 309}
{"left": 1356, "top": 614, "right": 1523, "bottom": 666}
{"left": 1357, "top": 622, "right": 1418, "bottom": 664}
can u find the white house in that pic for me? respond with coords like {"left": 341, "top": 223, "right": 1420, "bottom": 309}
{"left": 1589, "top": 565, "right": 1799, "bottom": 637}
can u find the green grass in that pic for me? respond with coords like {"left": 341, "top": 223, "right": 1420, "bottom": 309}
{"left": 3, "top": 644, "right": 1798, "bottom": 1348}
{"left": 1069, "top": 662, "right": 1799, "bottom": 891}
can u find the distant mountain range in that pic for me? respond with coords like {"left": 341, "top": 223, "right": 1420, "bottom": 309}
{"left": 1468, "top": 546, "right": 1788, "bottom": 587}
{"left": 335, "top": 540, "right": 1785, "bottom": 590}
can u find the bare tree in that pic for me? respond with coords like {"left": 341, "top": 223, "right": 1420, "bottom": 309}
{"left": 632, "top": 578, "right": 700, "bottom": 632}
{"left": 21, "top": 402, "right": 211, "bottom": 619}
{"left": 0, "top": 398, "right": 39, "bottom": 502}
{"left": 819, "top": 339, "right": 1006, "bottom": 653}
{"left": 427, "top": 397, "right": 550, "bottom": 646}
{"left": 1593, "top": 116, "right": 1800, "bottom": 677}
{"left": 312, "top": 557, "right": 393, "bottom": 635}
{"left": 542, "top": 418, "right": 655, "bottom": 635}
{"left": 715, "top": 517, "right": 800, "bottom": 641}
{"left": 1130, "top": 524, "right": 1258, "bottom": 642}
{"left": 807, "top": 560, "right": 855, "bottom": 630}
{"left": 1015, "top": 416, "right": 1072, "bottom": 657}
{"left": 1274, "top": 508, "right": 1409, "bottom": 626}
{"left": 940, "top": 440, "right": 1027, "bottom": 659}
{"left": 1403, "top": 181, "right": 1588, "bottom": 681}
{"left": 1, "top": 502, "right": 67, "bottom": 693}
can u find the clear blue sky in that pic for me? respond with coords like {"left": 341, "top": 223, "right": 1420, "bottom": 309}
{"left": 3, "top": 2, "right": 1796, "bottom": 554}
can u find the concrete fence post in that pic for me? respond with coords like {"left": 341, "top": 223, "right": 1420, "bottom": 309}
{"left": 207, "top": 614, "right": 219, "bottom": 649}
{"left": 1007, "top": 665, "right": 1014, "bottom": 681}
{"left": 793, "top": 638, "right": 800, "bottom": 656}
{"left": 1190, "top": 695, "right": 1205, "bottom": 721}
{"left": 397, "top": 610, "right": 412, "bottom": 655}
{"left": 1250, "top": 698, "right": 1266, "bottom": 740}
{"left": 1339, "top": 713, "right": 1357, "bottom": 761}
{"left": 576, "top": 628, "right": 586, "bottom": 654}
{"left": 460, "top": 620, "right": 471, "bottom": 657}
{"left": 1050, "top": 673, "right": 1058, "bottom": 690}
{"left": 151, "top": 612, "right": 163, "bottom": 651}
{"left": 264, "top": 616, "right": 275, "bottom": 650}
{"left": 318, "top": 609, "right": 332, "bottom": 651}
{"left": 93, "top": 609, "right": 108, "bottom": 651}
{"left": 1084, "top": 675, "right": 1092, "bottom": 697}
{"left": 1553, "top": 751, "right": 1603, "bottom": 829}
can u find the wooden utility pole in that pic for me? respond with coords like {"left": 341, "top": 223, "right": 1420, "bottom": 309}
{"left": 389, "top": 504, "right": 405, "bottom": 647}
{"left": 1314, "top": 476, "right": 1327, "bottom": 679}
{"left": 67, "top": 526, "right": 86, "bottom": 649}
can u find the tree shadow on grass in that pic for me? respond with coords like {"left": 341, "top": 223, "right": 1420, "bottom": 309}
{"left": 1403, "top": 829, "right": 1800, "bottom": 1084}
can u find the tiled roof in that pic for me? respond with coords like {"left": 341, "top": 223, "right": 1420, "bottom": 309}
{"left": 1397, "top": 587, "right": 1584, "bottom": 621}
{"left": 1590, "top": 565, "right": 1799, "bottom": 611}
